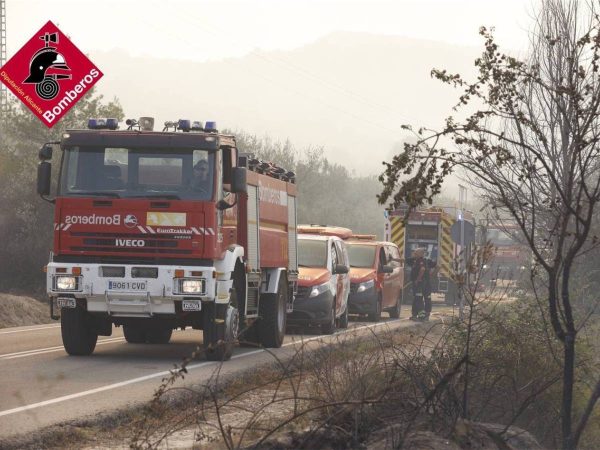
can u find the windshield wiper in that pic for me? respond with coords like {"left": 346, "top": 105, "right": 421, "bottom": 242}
{"left": 127, "top": 194, "right": 181, "bottom": 200}
{"left": 67, "top": 192, "right": 121, "bottom": 198}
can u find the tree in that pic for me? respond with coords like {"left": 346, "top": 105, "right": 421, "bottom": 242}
{"left": 378, "top": 1, "right": 600, "bottom": 448}
{"left": 234, "top": 131, "right": 386, "bottom": 236}
{"left": 0, "top": 90, "right": 123, "bottom": 292}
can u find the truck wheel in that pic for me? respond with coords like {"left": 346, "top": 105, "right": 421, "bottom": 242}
{"left": 203, "top": 302, "right": 236, "bottom": 361}
{"left": 146, "top": 328, "right": 172, "bottom": 344}
{"left": 123, "top": 325, "right": 146, "bottom": 343}
{"left": 258, "top": 274, "right": 287, "bottom": 348}
{"left": 337, "top": 304, "right": 349, "bottom": 329}
{"left": 389, "top": 293, "right": 402, "bottom": 319}
{"left": 61, "top": 307, "right": 98, "bottom": 356}
{"left": 368, "top": 295, "right": 382, "bottom": 322}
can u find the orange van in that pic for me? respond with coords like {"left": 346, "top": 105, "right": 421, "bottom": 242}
{"left": 346, "top": 237, "right": 403, "bottom": 321}
{"left": 288, "top": 226, "right": 351, "bottom": 334}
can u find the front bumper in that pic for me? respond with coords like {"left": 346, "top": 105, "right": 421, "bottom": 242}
{"left": 348, "top": 287, "right": 378, "bottom": 314}
{"left": 287, "top": 290, "right": 334, "bottom": 325}
{"left": 46, "top": 261, "right": 226, "bottom": 317}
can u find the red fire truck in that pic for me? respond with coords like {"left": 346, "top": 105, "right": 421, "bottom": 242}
{"left": 37, "top": 117, "right": 298, "bottom": 361}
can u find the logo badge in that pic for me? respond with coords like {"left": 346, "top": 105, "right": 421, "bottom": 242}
{"left": 0, "top": 21, "right": 103, "bottom": 128}
{"left": 124, "top": 214, "right": 139, "bottom": 228}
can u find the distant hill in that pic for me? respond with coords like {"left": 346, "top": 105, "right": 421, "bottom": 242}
{"left": 92, "top": 31, "right": 480, "bottom": 176}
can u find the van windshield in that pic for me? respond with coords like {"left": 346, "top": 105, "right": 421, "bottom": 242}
{"left": 347, "top": 244, "right": 376, "bottom": 268}
{"left": 298, "top": 239, "right": 327, "bottom": 268}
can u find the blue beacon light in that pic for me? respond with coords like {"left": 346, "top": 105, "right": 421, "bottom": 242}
{"left": 204, "top": 121, "right": 217, "bottom": 133}
{"left": 178, "top": 119, "right": 191, "bottom": 132}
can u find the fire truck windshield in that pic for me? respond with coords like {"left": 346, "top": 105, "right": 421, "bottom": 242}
{"left": 347, "top": 244, "right": 376, "bottom": 268}
{"left": 487, "top": 229, "right": 516, "bottom": 246}
{"left": 59, "top": 147, "right": 215, "bottom": 200}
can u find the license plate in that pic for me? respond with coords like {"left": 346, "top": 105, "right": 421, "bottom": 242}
{"left": 182, "top": 300, "right": 202, "bottom": 311}
{"left": 57, "top": 297, "right": 76, "bottom": 308}
{"left": 107, "top": 280, "right": 147, "bottom": 291}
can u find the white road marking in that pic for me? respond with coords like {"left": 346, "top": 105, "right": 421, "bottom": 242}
{"left": 0, "top": 337, "right": 126, "bottom": 360}
{"left": 0, "top": 324, "right": 61, "bottom": 335}
{"left": 0, "top": 318, "right": 407, "bottom": 418}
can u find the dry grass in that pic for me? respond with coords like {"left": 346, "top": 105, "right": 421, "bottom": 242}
{"left": 0, "top": 293, "right": 52, "bottom": 328}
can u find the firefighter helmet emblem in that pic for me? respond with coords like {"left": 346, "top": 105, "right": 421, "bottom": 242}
{"left": 23, "top": 32, "right": 72, "bottom": 100}
{"left": 124, "top": 214, "right": 139, "bottom": 228}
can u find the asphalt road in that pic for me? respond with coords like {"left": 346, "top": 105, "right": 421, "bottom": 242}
{"left": 0, "top": 305, "right": 453, "bottom": 439}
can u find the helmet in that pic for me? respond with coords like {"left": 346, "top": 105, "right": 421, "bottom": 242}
{"left": 24, "top": 47, "right": 71, "bottom": 84}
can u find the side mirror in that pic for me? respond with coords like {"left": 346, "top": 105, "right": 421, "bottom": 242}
{"left": 231, "top": 167, "right": 247, "bottom": 194}
{"left": 37, "top": 162, "right": 52, "bottom": 196}
{"left": 334, "top": 264, "right": 349, "bottom": 274}
{"left": 380, "top": 265, "right": 393, "bottom": 274}
{"left": 39, "top": 145, "right": 53, "bottom": 161}
{"left": 216, "top": 199, "right": 235, "bottom": 210}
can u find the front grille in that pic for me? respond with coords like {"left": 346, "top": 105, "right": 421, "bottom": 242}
{"left": 67, "top": 231, "right": 192, "bottom": 255}
{"left": 101, "top": 266, "right": 125, "bottom": 277}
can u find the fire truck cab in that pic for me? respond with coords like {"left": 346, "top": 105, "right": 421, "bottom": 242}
{"left": 37, "top": 117, "right": 298, "bottom": 361}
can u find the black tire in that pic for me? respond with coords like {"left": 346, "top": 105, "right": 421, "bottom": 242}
{"left": 368, "top": 294, "right": 382, "bottom": 322}
{"left": 123, "top": 325, "right": 146, "bottom": 343}
{"left": 337, "top": 304, "right": 349, "bottom": 329}
{"left": 146, "top": 328, "right": 172, "bottom": 344}
{"left": 203, "top": 302, "right": 233, "bottom": 361}
{"left": 389, "top": 292, "right": 402, "bottom": 319}
{"left": 258, "top": 274, "right": 287, "bottom": 348}
{"left": 61, "top": 307, "right": 98, "bottom": 356}
{"left": 321, "top": 300, "right": 336, "bottom": 335}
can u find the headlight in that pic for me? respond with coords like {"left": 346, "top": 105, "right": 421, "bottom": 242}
{"left": 56, "top": 276, "right": 77, "bottom": 290}
{"left": 182, "top": 279, "right": 204, "bottom": 294}
{"left": 309, "top": 282, "right": 330, "bottom": 298}
{"left": 482, "top": 264, "right": 488, "bottom": 270}
{"left": 357, "top": 279, "right": 375, "bottom": 293}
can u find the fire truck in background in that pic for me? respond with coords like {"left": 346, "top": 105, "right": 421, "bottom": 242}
{"left": 384, "top": 205, "right": 474, "bottom": 304}
{"left": 480, "top": 221, "right": 529, "bottom": 291}
{"left": 37, "top": 117, "right": 298, "bottom": 361}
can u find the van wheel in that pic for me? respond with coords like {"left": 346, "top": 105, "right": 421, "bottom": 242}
{"left": 337, "top": 305, "right": 349, "bottom": 329}
{"left": 123, "top": 325, "right": 146, "bottom": 343}
{"left": 389, "top": 293, "right": 402, "bottom": 319}
{"left": 146, "top": 328, "right": 172, "bottom": 344}
{"left": 321, "top": 301, "right": 336, "bottom": 335}
{"left": 61, "top": 307, "right": 98, "bottom": 356}
{"left": 368, "top": 295, "right": 382, "bottom": 322}
{"left": 258, "top": 274, "right": 287, "bottom": 348}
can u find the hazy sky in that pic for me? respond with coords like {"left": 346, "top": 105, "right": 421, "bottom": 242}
{"left": 7, "top": 0, "right": 537, "bottom": 61}
{"left": 4, "top": 0, "right": 541, "bottom": 184}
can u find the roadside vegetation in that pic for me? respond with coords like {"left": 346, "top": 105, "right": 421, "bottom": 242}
{"left": 122, "top": 249, "right": 599, "bottom": 449}
{"left": 11, "top": 292, "right": 595, "bottom": 449}
{"left": 378, "top": 0, "right": 600, "bottom": 447}
{"left": 0, "top": 293, "right": 51, "bottom": 328}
